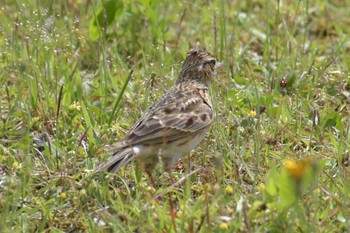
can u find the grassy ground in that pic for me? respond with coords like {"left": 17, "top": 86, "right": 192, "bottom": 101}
{"left": 1, "top": 0, "right": 350, "bottom": 232}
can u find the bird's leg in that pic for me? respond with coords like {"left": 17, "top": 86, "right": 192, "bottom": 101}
{"left": 144, "top": 166, "right": 156, "bottom": 188}
{"left": 163, "top": 158, "right": 177, "bottom": 186}
{"left": 145, "top": 170, "right": 156, "bottom": 188}
{"left": 143, "top": 160, "right": 157, "bottom": 188}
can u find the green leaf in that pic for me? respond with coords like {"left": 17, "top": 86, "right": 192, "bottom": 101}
{"left": 322, "top": 111, "right": 340, "bottom": 129}
{"left": 89, "top": 0, "right": 124, "bottom": 41}
{"left": 80, "top": 100, "right": 95, "bottom": 142}
{"left": 234, "top": 76, "right": 249, "bottom": 85}
{"left": 285, "top": 70, "right": 298, "bottom": 89}
{"left": 108, "top": 70, "right": 133, "bottom": 125}
{"left": 264, "top": 166, "right": 278, "bottom": 197}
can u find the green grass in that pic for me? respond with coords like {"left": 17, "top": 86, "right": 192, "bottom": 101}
{"left": 1, "top": 0, "right": 350, "bottom": 232}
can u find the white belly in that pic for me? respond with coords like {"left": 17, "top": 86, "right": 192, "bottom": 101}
{"left": 132, "top": 130, "right": 208, "bottom": 168}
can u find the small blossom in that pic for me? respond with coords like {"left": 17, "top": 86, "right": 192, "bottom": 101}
{"left": 284, "top": 158, "right": 313, "bottom": 180}
{"left": 60, "top": 192, "right": 67, "bottom": 199}
{"left": 69, "top": 101, "right": 81, "bottom": 111}
{"left": 32, "top": 116, "right": 40, "bottom": 122}
{"left": 249, "top": 110, "right": 256, "bottom": 117}
{"left": 176, "top": 210, "right": 183, "bottom": 217}
{"left": 219, "top": 222, "right": 229, "bottom": 230}
{"left": 225, "top": 185, "right": 234, "bottom": 194}
{"left": 257, "top": 183, "right": 265, "bottom": 192}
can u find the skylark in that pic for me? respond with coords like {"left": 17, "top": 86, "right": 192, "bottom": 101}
{"left": 94, "top": 49, "right": 222, "bottom": 184}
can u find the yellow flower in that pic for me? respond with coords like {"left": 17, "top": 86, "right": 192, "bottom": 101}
{"left": 225, "top": 185, "right": 234, "bottom": 195}
{"left": 69, "top": 101, "right": 81, "bottom": 111}
{"left": 257, "top": 183, "right": 265, "bottom": 192}
{"left": 249, "top": 110, "right": 256, "bottom": 117}
{"left": 60, "top": 192, "right": 67, "bottom": 199}
{"left": 219, "top": 222, "right": 229, "bottom": 230}
{"left": 284, "top": 158, "right": 312, "bottom": 180}
{"left": 33, "top": 116, "right": 40, "bottom": 122}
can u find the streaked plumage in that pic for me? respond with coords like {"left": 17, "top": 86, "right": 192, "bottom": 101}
{"left": 94, "top": 49, "right": 222, "bottom": 182}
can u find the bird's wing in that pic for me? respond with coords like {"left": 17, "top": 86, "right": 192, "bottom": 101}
{"left": 122, "top": 88, "right": 213, "bottom": 145}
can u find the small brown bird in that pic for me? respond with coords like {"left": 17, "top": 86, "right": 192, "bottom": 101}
{"left": 94, "top": 49, "right": 222, "bottom": 184}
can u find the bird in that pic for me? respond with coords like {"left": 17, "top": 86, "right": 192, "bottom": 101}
{"left": 94, "top": 49, "right": 222, "bottom": 185}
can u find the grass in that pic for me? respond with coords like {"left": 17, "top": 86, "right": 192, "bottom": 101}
{"left": 1, "top": 0, "right": 350, "bottom": 232}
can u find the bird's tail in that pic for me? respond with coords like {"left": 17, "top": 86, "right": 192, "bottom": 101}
{"left": 93, "top": 146, "right": 135, "bottom": 173}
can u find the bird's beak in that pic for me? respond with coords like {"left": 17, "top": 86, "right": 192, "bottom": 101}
{"left": 215, "top": 62, "right": 225, "bottom": 74}
{"left": 215, "top": 62, "right": 225, "bottom": 69}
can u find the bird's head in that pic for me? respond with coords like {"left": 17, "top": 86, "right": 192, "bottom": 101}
{"left": 177, "top": 49, "right": 223, "bottom": 86}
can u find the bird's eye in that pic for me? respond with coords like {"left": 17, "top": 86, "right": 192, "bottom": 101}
{"left": 206, "top": 59, "right": 216, "bottom": 66}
